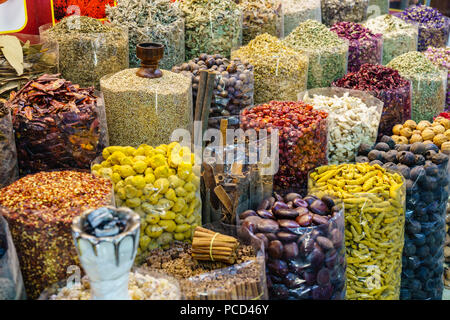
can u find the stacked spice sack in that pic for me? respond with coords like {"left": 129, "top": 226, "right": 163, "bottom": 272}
{"left": 356, "top": 136, "right": 449, "bottom": 300}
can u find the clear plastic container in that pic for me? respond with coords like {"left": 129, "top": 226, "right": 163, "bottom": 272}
{"left": 364, "top": 14, "right": 419, "bottom": 65}
{"left": 8, "top": 75, "right": 108, "bottom": 175}
{"left": 236, "top": 0, "right": 284, "bottom": 44}
{"left": 367, "top": 0, "right": 389, "bottom": 19}
{"left": 240, "top": 101, "right": 328, "bottom": 194}
{"left": 40, "top": 17, "right": 129, "bottom": 89}
{"left": 309, "top": 164, "right": 406, "bottom": 300}
{"left": 141, "top": 223, "right": 268, "bottom": 300}
{"left": 321, "top": 0, "right": 369, "bottom": 27}
{"left": 300, "top": 88, "right": 383, "bottom": 164}
{"left": 424, "top": 47, "right": 450, "bottom": 111}
{"left": 238, "top": 192, "right": 346, "bottom": 300}
{"left": 180, "top": 0, "right": 243, "bottom": 60}
{"left": 91, "top": 143, "right": 202, "bottom": 263}
{"left": 0, "top": 216, "right": 26, "bottom": 300}
{"left": 0, "top": 104, "right": 18, "bottom": 188}
{"left": 232, "top": 34, "right": 309, "bottom": 104}
{"left": 283, "top": 0, "right": 321, "bottom": 37}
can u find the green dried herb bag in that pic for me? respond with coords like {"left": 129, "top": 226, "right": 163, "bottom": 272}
{"left": 106, "top": 0, "right": 185, "bottom": 70}
{"left": 283, "top": 0, "right": 321, "bottom": 37}
{"left": 232, "top": 33, "right": 308, "bottom": 104}
{"left": 180, "top": 0, "right": 243, "bottom": 60}
{"left": 235, "top": 0, "right": 283, "bottom": 45}
{"left": 321, "top": 0, "right": 369, "bottom": 27}
{"left": 283, "top": 20, "right": 349, "bottom": 89}
{"left": 40, "top": 16, "right": 129, "bottom": 89}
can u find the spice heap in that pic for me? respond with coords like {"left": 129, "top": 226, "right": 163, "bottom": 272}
{"left": 240, "top": 101, "right": 328, "bottom": 192}
{"left": 180, "top": 0, "right": 242, "bottom": 60}
{"left": 232, "top": 34, "right": 308, "bottom": 104}
{"left": 0, "top": 102, "right": 18, "bottom": 188}
{"left": 391, "top": 117, "right": 450, "bottom": 153}
{"left": 356, "top": 137, "right": 449, "bottom": 300}
{"left": 106, "top": 0, "right": 185, "bottom": 70}
{"left": 144, "top": 241, "right": 266, "bottom": 300}
{"left": 238, "top": 192, "right": 346, "bottom": 300}
{"left": 48, "top": 271, "right": 181, "bottom": 300}
{"left": 387, "top": 51, "right": 446, "bottom": 122}
{"left": 301, "top": 89, "right": 382, "bottom": 164}
{"left": 283, "top": 20, "right": 348, "bottom": 89}
{"left": 364, "top": 14, "right": 419, "bottom": 65}
{"left": 41, "top": 16, "right": 128, "bottom": 88}
{"left": 309, "top": 163, "right": 406, "bottom": 300}
{"left": 320, "top": 0, "right": 369, "bottom": 27}
{"left": 191, "top": 227, "right": 239, "bottom": 264}
{"left": 330, "top": 22, "right": 383, "bottom": 73}
{"left": 333, "top": 63, "right": 412, "bottom": 138}
{"left": 398, "top": 5, "right": 450, "bottom": 52}
{"left": 0, "top": 171, "right": 113, "bottom": 299}
{"left": 91, "top": 143, "right": 201, "bottom": 260}
{"left": 424, "top": 47, "right": 450, "bottom": 110}
{"left": 283, "top": 0, "right": 321, "bottom": 37}
{"left": 172, "top": 54, "right": 254, "bottom": 129}
{"left": 0, "top": 35, "right": 58, "bottom": 100}
{"left": 235, "top": 0, "right": 283, "bottom": 45}
{"left": 100, "top": 68, "right": 192, "bottom": 147}
{"left": 7, "top": 74, "right": 107, "bottom": 174}
{"left": 367, "top": 0, "right": 389, "bottom": 17}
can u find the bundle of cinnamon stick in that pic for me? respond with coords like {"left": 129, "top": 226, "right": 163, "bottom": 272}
{"left": 192, "top": 227, "right": 239, "bottom": 264}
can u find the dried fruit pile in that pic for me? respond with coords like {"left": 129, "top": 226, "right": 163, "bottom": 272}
{"left": 7, "top": 74, "right": 107, "bottom": 175}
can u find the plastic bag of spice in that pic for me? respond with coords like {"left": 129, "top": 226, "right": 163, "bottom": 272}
{"left": 232, "top": 33, "right": 309, "bottom": 104}
{"left": 282, "top": 20, "right": 349, "bottom": 89}
{"left": 180, "top": 0, "right": 243, "bottom": 60}
{"left": 283, "top": 0, "right": 321, "bottom": 37}
{"left": 356, "top": 138, "right": 450, "bottom": 300}
{"left": 0, "top": 170, "right": 114, "bottom": 299}
{"left": 142, "top": 222, "right": 268, "bottom": 300}
{"left": 308, "top": 164, "right": 406, "bottom": 300}
{"left": 0, "top": 216, "right": 26, "bottom": 300}
{"left": 397, "top": 5, "right": 450, "bottom": 52}
{"left": 321, "top": 0, "right": 369, "bottom": 27}
{"left": 7, "top": 74, "right": 109, "bottom": 175}
{"left": 424, "top": 47, "right": 450, "bottom": 111}
{"left": 172, "top": 54, "right": 254, "bottom": 126}
{"left": 332, "top": 64, "right": 412, "bottom": 139}
{"left": 235, "top": 0, "right": 283, "bottom": 45}
{"left": 387, "top": 51, "right": 447, "bottom": 123}
{"left": 330, "top": 22, "right": 383, "bottom": 73}
{"left": 240, "top": 101, "right": 328, "bottom": 194}
{"left": 106, "top": 0, "right": 185, "bottom": 70}
{"left": 0, "top": 103, "right": 18, "bottom": 189}
{"left": 238, "top": 192, "right": 346, "bottom": 300}
{"left": 300, "top": 88, "right": 383, "bottom": 165}
{"left": 0, "top": 34, "right": 59, "bottom": 100}
{"left": 91, "top": 143, "right": 202, "bottom": 263}
{"left": 364, "top": 14, "right": 419, "bottom": 66}
{"left": 39, "top": 16, "right": 129, "bottom": 89}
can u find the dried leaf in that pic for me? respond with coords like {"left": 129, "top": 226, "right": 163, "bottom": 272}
{"left": 0, "top": 36, "right": 24, "bottom": 76}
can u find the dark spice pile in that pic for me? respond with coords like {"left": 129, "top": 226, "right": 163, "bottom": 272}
{"left": 7, "top": 74, "right": 107, "bottom": 175}
{"left": 0, "top": 102, "right": 18, "bottom": 188}
{"left": 0, "top": 170, "right": 112, "bottom": 299}
{"left": 333, "top": 64, "right": 412, "bottom": 138}
{"left": 240, "top": 101, "right": 328, "bottom": 193}
{"left": 330, "top": 22, "right": 383, "bottom": 73}
{"left": 144, "top": 241, "right": 265, "bottom": 300}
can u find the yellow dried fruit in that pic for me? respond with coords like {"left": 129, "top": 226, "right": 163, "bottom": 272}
{"left": 445, "top": 129, "right": 450, "bottom": 139}
{"left": 421, "top": 129, "right": 435, "bottom": 141}
{"left": 441, "top": 141, "right": 450, "bottom": 153}
{"left": 437, "top": 117, "right": 450, "bottom": 130}
{"left": 403, "top": 119, "right": 417, "bottom": 129}
{"left": 416, "top": 120, "right": 431, "bottom": 131}
{"left": 410, "top": 134, "right": 423, "bottom": 143}
{"left": 423, "top": 140, "right": 434, "bottom": 144}
{"left": 391, "top": 135, "right": 402, "bottom": 144}
{"left": 392, "top": 124, "right": 403, "bottom": 135}
{"left": 433, "top": 133, "right": 447, "bottom": 147}
{"left": 399, "top": 127, "right": 413, "bottom": 138}
{"left": 398, "top": 136, "right": 409, "bottom": 144}
{"left": 432, "top": 124, "right": 446, "bottom": 134}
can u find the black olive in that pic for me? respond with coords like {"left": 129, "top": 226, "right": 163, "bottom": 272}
{"left": 395, "top": 144, "right": 410, "bottom": 152}
{"left": 355, "top": 156, "right": 369, "bottom": 163}
{"left": 375, "top": 142, "right": 390, "bottom": 152}
{"left": 368, "top": 150, "right": 382, "bottom": 161}
{"left": 397, "top": 164, "right": 411, "bottom": 179}
{"left": 358, "top": 143, "right": 373, "bottom": 156}
{"left": 397, "top": 151, "right": 416, "bottom": 166}
{"left": 383, "top": 150, "right": 398, "bottom": 163}
{"left": 383, "top": 162, "right": 398, "bottom": 171}
{"left": 414, "top": 154, "right": 425, "bottom": 166}
{"left": 380, "top": 135, "right": 396, "bottom": 149}
{"left": 410, "top": 142, "right": 427, "bottom": 155}
{"left": 425, "top": 150, "right": 437, "bottom": 160}
{"left": 431, "top": 152, "right": 449, "bottom": 165}
{"left": 369, "top": 160, "right": 384, "bottom": 167}
{"left": 424, "top": 143, "right": 439, "bottom": 153}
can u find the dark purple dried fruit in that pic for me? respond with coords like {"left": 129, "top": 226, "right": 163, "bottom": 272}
{"left": 268, "top": 240, "right": 284, "bottom": 259}
{"left": 317, "top": 268, "right": 331, "bottom": 286}
{"left": 410, "top": 142, "right": 427, "bottom": 155}
{"left": 397, "top": 164, "right": 411, "bottom": 179}
{"left": 284, "top": 193, "right": 302, "bottom": 202}
{"left": 309, "top": 199, "right": 329, "bottom": 215}
{"left": 312, "top": 214, "right": 329, "bottom": 225}
{"left": 254, "top": 233, "right": 269, "bottom": 249}
{"left": 257, "top": 209, "right": 275, "bottom": 219}
{"left": 277, "top": 231, "right": 298, "bottom": 243}
{"left": 239, "top": 210, "right": 257, "bottom": 220}
{"left": 256, "top": 219, "right": 280, "bottom": 233}
{"left": 316, "top": 236, "right": 334, "bottom": 250}
{"left": 257, "top": 199, "right": 271, "bottom": 210}
{"left": 296, "top": 214, "right": 312, "bottom": 227}
{"left": 375, "top": 142, "right": 390, "bottom": 152}
{"left": 283, "top": 242, "right": 299, "bottom": 259}
{"left": 278, "top": 219, "right": 300, "bottom": 229}
{"left": 272, "top": 201, "right": 289, "bottom": 213}
{"left": 321, "top": 196, "right": 335, "bottom": 209}
{"left": 397, "top": 151, "right": 416, "bottom": 166}
{"left": 380, "top": 135, "right": 395, "bottom": 149}
{"left": 383, "top": 150, "right": 398, "bottom": 163}
{"left": 274, "top": 208, "right": 299, "bottom": 219}
{"left": 293, "top": 198, "right": 308, "bottom": 208}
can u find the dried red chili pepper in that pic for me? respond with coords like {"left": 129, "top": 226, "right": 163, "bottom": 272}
{"left": 6, "top": 74, "right": 108, "bottom": 174}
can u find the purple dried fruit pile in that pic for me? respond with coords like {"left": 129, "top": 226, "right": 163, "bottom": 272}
{"left": 330, "top": 21, "right": 383, "bottom": 73}
{"left": 238, "top": 192, "right": 346, "bottom": 300}
{"left": 333, "top": 63, "right": 412, "bottom": 139}
{"left": 7, "top": 74, "right": 107, "bottom": 174}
